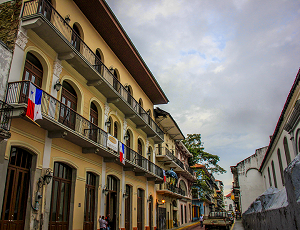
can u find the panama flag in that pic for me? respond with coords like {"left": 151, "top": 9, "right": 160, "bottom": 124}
{"left": 163, "top": 169, "right": 166, "bottom": 182}
{"left": 26, "top": 83, "right": 43, "bottom": 122}
{"left": 119, "top": 142, "right": 125, "bottom": 165}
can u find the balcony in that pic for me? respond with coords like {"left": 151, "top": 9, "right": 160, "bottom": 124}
{"left": 156, "top": 147, "right": 185, "bottom": 172}
{"left": 5, "top": 81, "right": 164, "bottom": 182}
{"left": 0, "top": 100, "right": 13, "bottom": 140}
{"left": 20, "top": 0, "right": 164, "bottom": 143}
{"left": 157, "top": 182, "right": 186, "bottom": 198}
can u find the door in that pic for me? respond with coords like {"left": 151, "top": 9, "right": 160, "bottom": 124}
{"left": 106, "top": 192, "right": 117, "bottom": 230}
{"left": 88, "top": 103, "right": 98, "bottom": 142}
{"left": 0, "top": 147, "right": 32, "bottom": 230}
{"left": 83, "top": 173, "right": 96, "bottom": 230}
{"left": 148, "top": 196, "right": 152, "bottom": 230}
{"left": 158, "top": 207, "right": 166, "bottom": 230}
{"left": 137, "top": 189, "right": 144, "bottom": 230}
{"left": 39, "top": 0, "right": 52, "bottom": 21}
{"left": 49, "top": 162, "right": 72, "bottom": 230}
{"left": 59, "top": 84, "right": 77, "bottom": 130}
{"left": 21, "top": 53, "right": 43, "bottom": 103}
{"left": 71, "top": 24, "right": 81, "bottom": 52}
{"left": 124, "top": 185, "right": 130, "bottom": 230}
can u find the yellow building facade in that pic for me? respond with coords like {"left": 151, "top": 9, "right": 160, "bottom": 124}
{"left": 0, "top": 1, "right": 177, "bottom": 230}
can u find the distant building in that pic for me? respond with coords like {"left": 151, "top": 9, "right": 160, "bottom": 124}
{"left": 223, "top": 193, "right": 235, "bottom": 212}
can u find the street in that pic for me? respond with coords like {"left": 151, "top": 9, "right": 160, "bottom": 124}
{"left": 180, "top": 223, "right": 204, "bottom": 230}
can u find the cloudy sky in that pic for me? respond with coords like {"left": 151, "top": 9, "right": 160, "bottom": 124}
{"left": 106, "top": 0, "right": 300, "bottom": 193}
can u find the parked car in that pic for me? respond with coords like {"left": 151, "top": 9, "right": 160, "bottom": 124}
{"left": 203, "top": 211, "right": 232, "bottom": 230}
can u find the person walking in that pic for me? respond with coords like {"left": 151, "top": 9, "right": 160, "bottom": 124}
{"left": 200, "top": 214, "right": 204, "bottom": 227}
{"left": 99, "top": 215, "right": 107, "bottom": 230}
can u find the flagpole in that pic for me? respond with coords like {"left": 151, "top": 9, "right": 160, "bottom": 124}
{"left": 26, "top": 115, "right": 41, "bottom": 127}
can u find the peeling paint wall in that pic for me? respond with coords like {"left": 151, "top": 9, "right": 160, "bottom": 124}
{"left": 0, "top": 40, "right": 12, "bottom": 100}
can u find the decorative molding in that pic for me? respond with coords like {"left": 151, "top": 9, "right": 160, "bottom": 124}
{"left": 105, "top": 102, "right": 110, "bottom": 116}
{"left": 146, "top": 139, "right": 149, "bottom": 151}
{"left": 15, "top": 31, "right": 28, "bottom": 50}
{"left": 53, "top": 60, "right": 63, "bottom": 77}
{"left": 123, "top": 119, "right": 127, "bottom": 133}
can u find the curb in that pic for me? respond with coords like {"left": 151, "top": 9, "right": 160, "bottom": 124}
{"left": 173, "top": 222, "right": 199, "bottom": 230}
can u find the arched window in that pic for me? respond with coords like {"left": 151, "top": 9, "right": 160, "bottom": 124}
{"left": 147, "top": 109, "right": 152, "bottom": 125}
{"left": 138, "top": 99, "right": 143, "bottom": 116}
{"left": 111, "top": 68, "right": 120, "bottom": 93}
{"left": 41, "top": 0, "right": 53, "bottom": 21}
{"left": 126, "top": 85, "right": 132, "bottom": 106}
{"left": 179, "top": 180, "right": 187, "bottom": 196}
{"left": 95, "top": 49, "right": 103, "bottom": 74}
{"left": 271, "top": 160, "right": 277, "bottom": 188}
{"left": 23, "top": 52, "right": 43, "bottom": 87}
{"left": 283, "top": 137, "right": 291, "bottom": 165}
{"left": 90, "top": 102, "right": 98, "bottom": 125}
{"left": 267, "top": 167, "right": 272, "bottom": 187}
{"left": 114, "top": 121, "right": 118, "bottom": 139}
{"left": 60, "top": 81, "right": 77, "bottom": 129}
{"left": 72, "top": 23, "right": 81, "bottom": 51}
{"left": 138, "top": 139, "right": 143, "bottom": 155}
{"left": 277, "top": 149, "right": 284, "bottom": 186}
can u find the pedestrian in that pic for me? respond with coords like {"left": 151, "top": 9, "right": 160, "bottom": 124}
{"left": 200, "top": 214, "right": 204, "bottom": 227}
{"left": 99, "top": 215, "right": 107, "bottom": 230}
{"left": 105, "top": 214, "right": 111, "bottom": 230}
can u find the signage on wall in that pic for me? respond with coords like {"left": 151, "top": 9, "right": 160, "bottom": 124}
{"left": 107, "top": 134, "right": 118, "bottom": 152}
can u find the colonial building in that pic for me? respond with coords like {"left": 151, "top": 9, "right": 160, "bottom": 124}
{"left": 0, "top": 1, "right": 179, "bottom": 230}
{"left": 231, "top": 68, "right": 300, "bottom": 214}
{"left": 154, "top": 108, "right": 196, "bottom": 229}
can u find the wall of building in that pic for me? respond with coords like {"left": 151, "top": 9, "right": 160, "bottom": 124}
{"left": 242, "top": 154, "right": 300, "bottom": 230}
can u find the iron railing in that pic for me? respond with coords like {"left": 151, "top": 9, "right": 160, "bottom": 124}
{"left": 124, "top": 145, "right": 163, "bottom": 178}
{"left": 5, "top": 81, "right": 164, "bottom": 179}
{"left": 159, "top": 183, "right": 186, "bottom": 196}
{"left": 21, "top": 0, "right": 164, "bottom": 140}
{"left": 0, "top": 100, "right": 13, "bottom": 131}
{"left": 156, "top": 147, "right": 185, "bottom": 170}
{"left": 184, "top": 163, "right": 196, "bottom": 176}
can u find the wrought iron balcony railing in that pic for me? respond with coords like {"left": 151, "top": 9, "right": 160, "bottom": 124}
{"left": 158, "top": 183, "right": 186, "bottom": 197}
{"left": 21, "top": 0, "right": 164, "bottom": 141}
{"left": 184, "top": 163, "right": 196, "bottom": 176}
{"left": 5, "top": 81, "right": 164, "bottom": 179}
{"left": 156, "top": 147, "right": 185, "bottom": 170}
{"left": 124, "top": 145, "right": 163, "bottom": 178}
{"left": 0, "top": 100, "right": 13, "bottom": 131}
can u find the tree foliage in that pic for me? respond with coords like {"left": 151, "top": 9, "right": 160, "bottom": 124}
{"left": 182, "top": 134, "right": 226, "bottom": 174}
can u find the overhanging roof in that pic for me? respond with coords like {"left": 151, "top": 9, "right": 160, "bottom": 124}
{"left": 73, "top": 0, "right": 169, "bottom": 105}
{"left": 155, "top": 107, "right": 185, "bottom": 140}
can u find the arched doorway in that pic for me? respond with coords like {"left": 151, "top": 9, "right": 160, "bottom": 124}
{"left": 49, "top": 162, "right": 72, "bottom": 230}
{"left": 22, "top": 52, "right": 43, "bottom": 103}
{"left": 59, "top": 81, "right": 77, "bottom": 130}
{"left": 83, "top": 172, "right": 96, "bottom": 230}
{"left": 0, "top": 147, "right": 32, "bottom": 230}
{"left": 106, "top": 175, "right": 119, "bottom": 230}
{"left": 95, "top": 49, "right": 103, "bottom": 74}
{"left": 71, "top": 23, "right": 81, "bottom": 52}
{"left": 148, "top": 195, "right": 153, "bottom": 230}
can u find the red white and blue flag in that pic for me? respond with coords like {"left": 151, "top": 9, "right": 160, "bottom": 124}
{"left": 163, "top": 169, "right": 166, "bottom": 182}
{"left": 26, "top": 83, "right": 43, "bottom": 121}
{"left": 119, "top": 142, "right": 125, "bottom": 165}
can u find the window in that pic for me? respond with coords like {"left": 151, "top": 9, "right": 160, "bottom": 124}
{"left": 59, "top": 81, "right": 77, "bottom": 130}
{"left": 84, "top": 172, "right": 96, "bottom": 230}
{"left": 71, "top": 24, "right": 81, "bottom": 51}
{"left": 138, "top": 139, "right": 143, "bottom": 155}
{"left": 271, "top": 160, "right": 277, "bottom": 188}
{"left": 114, "top": 121, "right": 118, "bottom": 139}
{"left": 107, "top": 117, "right": 112, "bottom": 135}
{"left": 277, "top": 149, "right": 284, "bottom": 185}
{"left": 90, "top": 102, "right": 98, "bottom": 125}
{"left": 95, "top": 49, "right": 103, "bottom": 74}
{"left": 283, "top": 137, "right": 291, "bottom": 165}
{"left": 138, "top": 99, "right": 143, "bottom": 116}
{"left": 125, "top": 130, "right": 131, "bottom": 148}
{"left": 267, "top": 167, "right": 272, "bottom": 187}
{"left": 23, "top": 52, "right": 43, "bottom": 87}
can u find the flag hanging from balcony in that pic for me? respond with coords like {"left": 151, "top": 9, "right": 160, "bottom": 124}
{"left": 119, "top": 142, "right": 125, "bottom": 165}
{"left": 26, "top": 83, "right": 43, "bottom": 122}
{"left": 163, "top": 169, "right": 166, "bottom": 182}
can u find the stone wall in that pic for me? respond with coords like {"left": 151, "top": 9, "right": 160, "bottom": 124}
{"left": 242, "top": 154, "right": 300, "bottom": 229}
{"left": 0, "top": 40, "right": 12, "bottom": 100}
{"left": 0, "top": 0, "right": 22, "bottom": 50}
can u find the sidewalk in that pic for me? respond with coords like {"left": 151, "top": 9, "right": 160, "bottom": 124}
{"left": 231, "top": 219, "right": 245, "bottom": 230}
